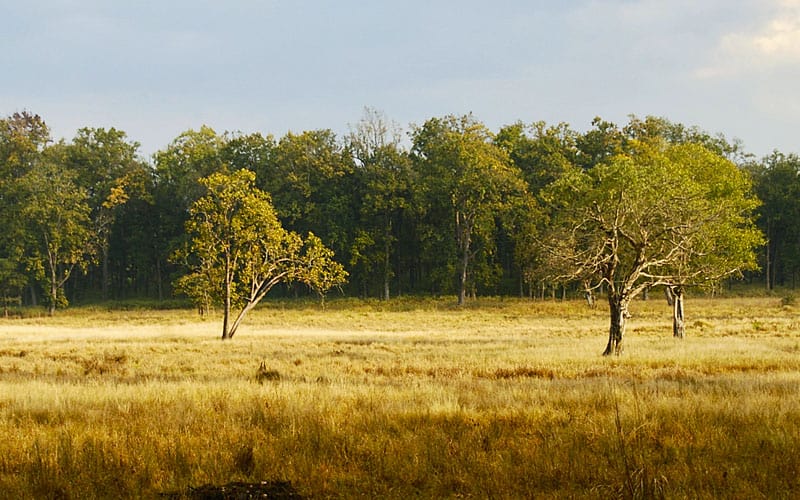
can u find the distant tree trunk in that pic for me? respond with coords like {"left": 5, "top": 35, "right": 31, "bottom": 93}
{"left": 603, "top": 294, "right": 629, "bottom": 356}
{"left": 383, "top": 235, "right": 391, "bottom": 301}
{"left": 583, "top": 280, "right": 596, "bottom": 309}
{"left": 48, "top": 266, "right": 58, "bottom": 317}
{"left": 221, "top": 254, "right": 233, "bottom": 340}
{"left": 156, "top": 258, "right": 164, "bottom": 302}
{"left": 222, "top": 290, "right": 231, "bottom": 340}
{"left": 101, "top": 244, "right": 110, "bottom": 301}
{"left": 456, "top": 214, "right": 471, "bottom": 307}
{"left": 765, "top": 224, "right": 771, "bottom": 292}
{"left": 672, "top": 286, "right": 685, "bottom": 338}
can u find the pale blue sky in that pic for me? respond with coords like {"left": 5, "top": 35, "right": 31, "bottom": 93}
{"left": 2, "top": 0, "right": 798, "bottom": 158}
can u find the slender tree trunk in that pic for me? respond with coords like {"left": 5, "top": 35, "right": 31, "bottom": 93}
{"left": 672, "top": 286, "right": 685, "bottom": 338}
{"left": 603, "top": 294, "right": 629, "bottom": 356}
{"left": 227, "top": 300, "right": 260, "bottom": 340}
{"left": 221, "top": 263, "right": 233, "bottom": 339}
{"left": 583, "top": 280, "right": 596, "bottom": 309}
{"left": 664, "top": 285, "right": 675, "bottom": 306}
{"left": 383, "top": 219, "right": 392, "bottom": 301}
{"left": 49, "top": 271, "right": 57, "bottom": 316}
{"left": 457, "top": 219, "right": 471, "bottom": 307}
{"left": 383, "top": 237, "right": 391, "bottom": 301}
{"left": 28, "top": 284, "right": 37, "bottom": 307}
{"left": 156, "top": 258, "right": 164, "bottom": 301}
{"left": 101, "top": 243, "right": 109, "bottom": 301}
{"left": 765, "top": 224, "right": 771, "bottom": 292}
{"left": 222, "top": 292, "right": 231, "bottom": 339}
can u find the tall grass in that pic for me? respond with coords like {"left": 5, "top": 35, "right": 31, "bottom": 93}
{"left": 0, "top": 296, "right": 798, "bottom": 498}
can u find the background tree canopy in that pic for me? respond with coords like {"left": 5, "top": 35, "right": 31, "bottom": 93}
{"left": 0, "top": 110, "right": 787, "bottom": 318}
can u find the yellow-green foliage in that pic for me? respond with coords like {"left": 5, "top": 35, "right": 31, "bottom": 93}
{"left": 0, "top": 296, "right": 799, "bottom": 498}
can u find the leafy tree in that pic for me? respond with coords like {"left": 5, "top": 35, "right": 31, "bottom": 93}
{"left": 0, "top": 258, "right": 26, "bottom": 315}
{"left": 412, "top": 115, "right": 530, "bottom": 305}
{"left": 259, "top": 129, "right": 357, "bottom": 269}
{"left": 302, "top": 233, "right": 349, "bottom": 308}
{"left": 0, "top": 112, "right": 52, "bottom": 303}
{"left": 175, "top": 169, "right": 347, "bottom": 339}
{"left": 495, "top": 121, "right": 574, "bottom": 296}
{"left": 0, "top": 111, "right": 50, "bottom": 179}
{"left": 347, "top": 108, "right": 411, "bottom": 299}
{"left": 542, "top": 141, "right": 762, "bottom": 355}
{"left": 52, "top": 127, "right": 149, "bottom": 299}
{"left": 748, "top": 152, "right": 800, "bottom": 289}
{"left": 153, "top": 126, "right": 227, "bottom": 298}
{"left": 17, "top": 160, "right": 95, "bottom": 314}
{"left": 575, "top": 117, "right": 625, "bottom": 170}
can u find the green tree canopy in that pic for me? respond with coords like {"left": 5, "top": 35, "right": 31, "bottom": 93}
{"left": 17, "top": 160, "right": 95, "bottom": 314}
{"left": 542, "top": 140, "right": 763, "bottom": 354}
{"left": 175, "top": 169, "right": 347, "bottom": 339}
{"left": 412, "top": 114, "right": 531, "bottom": 305}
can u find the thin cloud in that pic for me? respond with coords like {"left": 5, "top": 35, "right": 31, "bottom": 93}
{"left": 696, "top": 0, "right": 800, "bottom": 78}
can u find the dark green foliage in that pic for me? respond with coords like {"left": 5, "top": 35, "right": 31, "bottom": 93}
{"left": 0, "top": 110, "right": 785, "bottom": 307}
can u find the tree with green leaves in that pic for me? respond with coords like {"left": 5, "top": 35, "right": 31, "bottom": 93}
{"left": 0, "top": 112, "right": 52, "bottom": 304}
{"left": 175, "top": 169, "right": 347, "bottom": 339}
{"left": 52, "top": 127, "right": 148, "bottom": 299}
{"left": 542, "top": 140, "right": 762, "bottom": 355}
{"left": 748, "top": 152, "right": 800, "bottom": 290}
{"left": 412, "top": 115, "right": 530, "bottom": 305}
{"left": 153, "top": 126, "right": 227, "bottom": 298}
{"left": 259, "top": 129, "right": 357, "bottom": 271}
{"left": 347, "top": 108, "right": 411, "bottom": 300}
{"left": 495, "top": 121, "right": 575, "bottom": 297}
{"left": 17, "top": 160, "right": 95, "bottom": 315}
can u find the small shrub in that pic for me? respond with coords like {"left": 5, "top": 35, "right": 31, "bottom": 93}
{"left": 255, "top": 361, "right": 281, "bottom": 383}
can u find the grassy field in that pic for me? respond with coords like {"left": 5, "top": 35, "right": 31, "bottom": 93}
{"left": 0, "top": 295, "right": 798, "bottom": 498}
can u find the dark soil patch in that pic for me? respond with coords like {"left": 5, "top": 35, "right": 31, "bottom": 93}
{"left": 163, "top": 480, "right": 303, "bottom": 499}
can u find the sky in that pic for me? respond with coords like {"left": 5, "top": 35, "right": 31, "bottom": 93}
{"left": 2, "top": 0, "right": 799, "bottom": 160}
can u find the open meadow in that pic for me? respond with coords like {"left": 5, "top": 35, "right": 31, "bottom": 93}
{"left": 0, "top": 295, "right": 798, "bottom": 498}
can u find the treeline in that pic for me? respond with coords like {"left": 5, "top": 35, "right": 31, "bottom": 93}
{"left": 0, "top": 109, "right": 797, "bottom": 310}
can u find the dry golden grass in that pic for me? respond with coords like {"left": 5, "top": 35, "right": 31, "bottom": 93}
{"left": 0, "top": 295, "right": 798, "bottom": 498}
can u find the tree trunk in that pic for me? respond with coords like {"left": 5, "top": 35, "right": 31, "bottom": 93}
{"left": 603, "top": 295, "right": 629, "bottom": 356}
{"left": 222, "top": 271, "right": 232, "bottom": 340}
{"left": 48, "top": 281, "right": 57, "bottom": 316}
{"left": 672, "top": 286, "right": 685, "bottom": 338}
{"left": 765, "top": 223, "right": 771, "bottom": 292}
{"left": 156, "top": 258, "right": 164, "bottom": 302}
{"left": 664, "top": 286, "right": 675, "bottom": 306}
{"left": 48, "top": 256, "right": 58, "bottom": 316}
{"left": 457, "top": 231, "right": 470, "bottom": 307}
{"left": 383, "top": 222, "right": 391, "bottom": 301}
{"left": 101, "top": 244, "right": 110, "bottom": 301}
{"left": 583, "top": 280, "right": 596, "bottom": 308}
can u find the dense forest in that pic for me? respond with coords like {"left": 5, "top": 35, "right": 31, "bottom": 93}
{"left": 0, "top": 109, "right": 797, "bottom": 311}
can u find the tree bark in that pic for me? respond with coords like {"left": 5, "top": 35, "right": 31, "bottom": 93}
{"left": 101, "top": 244, "right": 109, "bottom": 301}
{"left": 664, "top": 285, "right": 675, "bottom": 306}
{"left": 583, "top": 280, "right": 595, "bottom": 308}
{"left": 383, "top": 235, "right": 391, "bottom": 301}
{"left": 672, "top": 286, "right": 685, "bottom": 339}
{"left": 383, "top": 219, "right": 391, "bottom": 301}
{"left": 457, "top": 222, "right": 471, "bottom": 307}
{"left": 603, "top": 295, "right": 629, "bottom": 356}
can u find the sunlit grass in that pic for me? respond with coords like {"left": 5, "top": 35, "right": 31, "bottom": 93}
{"left": 0, "top": 295, "right": 798, "bottom": 497}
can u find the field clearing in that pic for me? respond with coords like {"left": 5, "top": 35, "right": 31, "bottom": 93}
{"left": 0, "top": 296, "right": 799, "bottom": 498}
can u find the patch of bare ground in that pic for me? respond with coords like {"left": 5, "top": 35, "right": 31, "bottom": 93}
{"left": 162, "top": 481, "right": 303, "bottom": 499}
